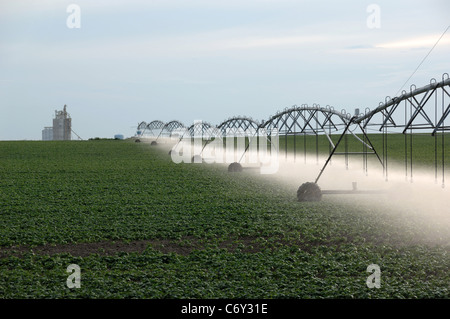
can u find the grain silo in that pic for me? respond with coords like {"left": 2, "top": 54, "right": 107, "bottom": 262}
{"left": 42, "top": 127, "right": 53, "bottom": 141}
{"left": 52, "top": 105, "right": 72, "bottom": 140}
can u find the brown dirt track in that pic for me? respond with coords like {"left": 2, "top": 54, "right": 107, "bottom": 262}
{"left": 0, "top": 236, "right": 268, "bottom": 259}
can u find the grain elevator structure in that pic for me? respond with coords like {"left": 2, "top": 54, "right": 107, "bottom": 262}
{"left": 42, "top": 105, "right": 72, "bottom": 141}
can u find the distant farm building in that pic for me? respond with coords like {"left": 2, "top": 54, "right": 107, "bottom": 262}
{"left": 42, "top": 105, "right": 73, "bottom": 141}
{"left": 114, "top": 134, "right": 124, "bottom": 140}
{"left": 52, "top": 105, "right": 72, "bottom": 140}
{"left": 42, "top": 127, "right": 53, "bottom": 141}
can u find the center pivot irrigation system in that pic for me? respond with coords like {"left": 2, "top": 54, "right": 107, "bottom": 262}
{"left": 137, "top": 74, "right": 450, "bottom": 201}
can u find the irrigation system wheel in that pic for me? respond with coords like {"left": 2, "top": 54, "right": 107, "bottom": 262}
{"left": 297, "top": 182, "right": 322, "bottom": 202}
{"left": 228, "top": 162, "right": 243, "bottom": 172}
{"left": 151, "top": 141, "right": 158, "bottom": 146}
{"left": 135, "top": 139, "right": 141, "bottom": 143}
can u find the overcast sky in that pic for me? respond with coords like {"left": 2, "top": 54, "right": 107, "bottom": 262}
{"left": 0, "top": 0, "right": 449, "bottom": 140}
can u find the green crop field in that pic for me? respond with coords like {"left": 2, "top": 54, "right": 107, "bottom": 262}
{"left": 0, "top": 139, "right": 449, "bottom": 299}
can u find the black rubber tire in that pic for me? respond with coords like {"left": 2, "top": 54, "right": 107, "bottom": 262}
{"left": 151, "top": 141, "right": 158, "bottom": 146}
{"left": 135, "top": 139, "right": 141, "bottom": 143}
{"left": 297, "top": 182, "right": 322, "bottom": 202}
{"left": 228, "top": 162, "right": 243, "bottom": 172}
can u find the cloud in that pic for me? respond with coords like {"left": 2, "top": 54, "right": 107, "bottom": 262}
{"left": 1, "top": 25, "right": 330, "bottom": 64}
{"left": 376, "top": 34, "right": 450, "bottom": 49}
{"left": 0, "top": 0, "right": 306, "bottom": 16}
{"left": 344, "top": 44, "right": 375, "bottom": 50}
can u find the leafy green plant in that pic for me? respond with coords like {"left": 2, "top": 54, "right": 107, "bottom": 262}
{"left": 0, "top": 140, "right": 448, "bottom": 298}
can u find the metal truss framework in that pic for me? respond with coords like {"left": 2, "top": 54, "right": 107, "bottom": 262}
{"left": 140, "top": 73, "right": 450, "bottom": 187}
{"left": 262, "top": 104, "right": 352, "bottom": 134}
{"left": 170, "top": 121, "right": 223, "bottom": 160}
{"left": 137, "top": 121, "right": 147, "bottom": 130}
{"left": 155, "top": 120, "right": 186, "bottom": 141}
{"left": 217, "top": 117, "right": 260, "bottom": 137}
{"left": 140, "top": 120, "right": 165, "bottom": 137}
{"left": 261, "top": 104, "right": 352, "bottom": 160}
{"left": 186, "top": 121, "right": 220, "bottom": 138}
{"left": 358, "top": 74, "right": 450, "bottom": 133}
{"left": 357, "top": 73, "right": 450, "bottom": 186}
{"left": 257, "top": 104, "right": 383, "bottom": 183}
